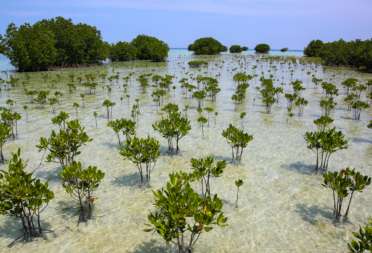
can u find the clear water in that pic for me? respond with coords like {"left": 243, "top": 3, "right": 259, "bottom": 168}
{"left": 0, "top": 49, "right": 372, "bottom": 253}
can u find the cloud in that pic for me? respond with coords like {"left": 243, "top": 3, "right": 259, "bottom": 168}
{"left": 0, "top": 10, "right": 45, "bottom": 17}
{"left": 2, "top": 0, "right": 372, "bottom": 19}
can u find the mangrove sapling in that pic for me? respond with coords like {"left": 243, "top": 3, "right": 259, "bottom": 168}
{"left": 0, "top": 123, "right": 12, "bottom": 163}
{"left": 314, "top": 116, "right": 334, "bottom": 132}
{"left": 345, "top": 93, "right": 358, "bottom": 111}
{"left": 23, "top": 105, "right": 28, "bottom": 122}
{"left": 222, "top": 124, "right": 254, "bottom": 165}
{"left": 119, "top": 136, "right": 160, "bottom": 186}
{"left": 215, "top": 112, "right": 218, "bottom": 126}
{"left": 322, "top": 168, "right": 371, "bottom": 223}
{"left": 190, "top": 156, "right": 226, "bottom": 197}
{"left": 347, "top": 216, "right": 372, "bottom": 252}
{"left": 0, "top": 149, "right": 54, "bottom": 240}
{"left": 193, "top": 90, "right": 207, "bottom": 109}
{"left": 59, "top": 161, "right": 105, "bottom": 223}
{"left": 93, "top": 111, "right": 98, "bottom": 128}
{"left": 121, "top": 119, "right": 136, "bottom": 142}
{"left": 320, "top": 98, "right": 337, "bottom": 117}
{"left": 204, "top": 107, "right": 214, "bottom": 126}
{"left": 304, "top": 128, "right": 349, "bottom": 172}
{"left": 143, "top": 171, "right": 228, "bottom": 253}
{"left": 73, "top": 103, "right": 79, "bottom": 116}
{"left": 48, "top": 98, "right": 58, "bottom": 113}
{"left": 197, "top": 116, "right": 207, "bottom": 137}
{"left": 80, "top": 94, "right": 85, "bottom": 107}
{"left": 235, "top": 179, "right": 244, "bottom": 202}
{"left": 287, "top": 108, "right": 294, "bottom": 124}
{"left": 295, "top": 98, "right": 308, "bottom": 116}
{"left": 102, "top": 99, "right": 115, "bottom": 119}
{"left": 52, "top": 111, "right": 69, "bottom": 129}
{"left": 342, "top": 78, "right": 358, "bottom": 95}
{"left": 351, "top": 100, "right": 370, "bottom": 120}
{"left": 107, "top": 119, "right": 125, "bottom": 145}
{"left": 240, "top": 112, "right": 246, "bottom": 130}
{"left": 37, "top": 119, "right": 92, "bottom": 168}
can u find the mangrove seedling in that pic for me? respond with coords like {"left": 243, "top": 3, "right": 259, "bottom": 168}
{"left": 322, "top": 168, "right": 371, "bottom": 222}
{"left": 0, "top": 122, "right": 12, "bottom": 162}
{"left": 0, "top": 149, "right": 54, "bottom": 239}
{"left": 304, "top": 128, "right": 349, "bottom": 172}
{"left": 73, "top": 103, "right": 79, "bottom": 116}
{"left": 143, "top": 171, "right": 228, "bottom": 253}
{"left": 51, "top": 111, "right": 69, "bottom": 129}
{"left": 240, "top": 112, "right": 246, "bottom": 130}
{"left": 37, "top": 119, "right": 92, "bottom": 167}
{"left": 23, "top": 105, "right": 28, "bottom": 122}
{"left": 190, "top": 156, "right": 226, "bottom": 197}
{"left": 314, "top": 115, "right": 334, "bottom": 132}
{"left": 80, "top": 94, "right": 85, "bottom": 107}
{"left": 295, "top": 98, "right": 308, "bottom": 116}
{"left": 222, "top": 124, "right": 253, "bottom": 165}
{"left": 94, "top": 111, "right": 98, "bottom": 128}
{"left": 59, "top": 161, "right": 105, "bottom": 223}
{"left": 119, "top": 136, "right": 160, "bottom": 185}
{"left": 215, "top": 112, "right": 218, "bottom": 126}
{"left": 235, "top": 179, "right": 244, "bottom": 202}
{"left": 204, "top": 107, "right": 214, "bottom": 126}
{"left": 347, "top": 216, "right": 372, "bottom": 252}
{"left": 197, "top": 116, "right": 207, "bottom": 137}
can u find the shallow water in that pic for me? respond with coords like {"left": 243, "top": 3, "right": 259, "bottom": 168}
{"left": 0, "top": 49, "right": 372, "bottom": 252}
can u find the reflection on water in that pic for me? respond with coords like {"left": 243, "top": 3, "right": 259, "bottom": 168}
{"left": 0, "top": 49, "right": 371, "bottom": 252}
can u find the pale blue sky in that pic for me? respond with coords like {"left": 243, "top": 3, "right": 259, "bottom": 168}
{"left": 1, "top": 0, "right": 371, "bottom": 49}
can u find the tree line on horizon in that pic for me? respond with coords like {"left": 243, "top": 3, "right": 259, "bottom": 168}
{"left": 304, "top": 39, "right": 372, "bottom": 72}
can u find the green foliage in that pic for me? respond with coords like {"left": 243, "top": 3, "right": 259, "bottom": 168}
{"left": 153, "top": 104, "right": 191, "bottom": 152}
{"left": 304, "top": 128, "right": 349, "bottom": 172}
{"left": 351, "top": 100, "right": 370, "bottom": 120}
{"left": 317, "top": 39, "right": 372, "bottom": 71}
{"left": 304, "top": 40, "right": 324, "bottom": 57}
{"left": 321, "top": 82, "right": 339, "bottom": 98}
{"left": 193, "top": 90, "right": 207, "bottom": 109}
{"left": 37, "top": 119, "right": 92, "bottom": 167}
{"left": 235, "top": 179, "right": 244, "bottom": 202}
{"left": 342, "top": 78, "right": 359, "bottom": 95}
{"left": 188, "top": 61, "right": 208, "bottom": 67}
{"left": 320, "top": 98, "right": 337, "bottom": 117}
{"left": 190, "top": 156, "right": 226, "bottom": 197}
{"left": 102, "top": 99, "right": 115, "bottom": 118}
{"left": 295, "top": 98, "right": 308, "bottom": 116}
{"left": 197, "top": 116, "right": 207, "bottom": 137}
{"left": 242, "top": 46, "right": 248, "bottom": 51}
{"left": 187, "top": 44, "right": 195, "bottom": 51}
{"left": 144, "top": 171, "right": 228, "bottom": 252}
{"left": 51, "top": 111, "right": 69, "bottom": 129}
{"left": 314, "top": 115, "right": 334, "bottom": 132}
{"left": 190, "top": 37, "right": 227, "bottom": 55}
{"left": 222, "top": 124, "right": 253, "bottom": 165}
{"left": 254, "top": 44, "right": 270, "bottom": 53}
{"left": 59, "top": 161, "right": 105, "bottom": 222}
{"left": 229, "top": 45, "right": 243, "bottom": 53}
{"left": 109, "top": 41, "right": 137, "bottom": 61}
{"left": 119, "top": 136, "right": 161, "bottom": 185}
{"left": 3, "top": 17, "right": 109, "bottom": 71}
{"left": 281, "top": 47, "right": 288, "bottom": 52}
{"left": 322, "top": 168, "right": 371, "bottom": 222}
{"left": 0, "top": 149, "right": 54, "bottom": 238}
{"left": 131, "top": 34, "right": 169, "bottom": 61}
{"left": 348, "top": 216, "right": 372, "bottom": 252}
{"left": 0, "top": 123, "right": 12, "bottom": 162}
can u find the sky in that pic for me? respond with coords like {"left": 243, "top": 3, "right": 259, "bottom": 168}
{"left": 1, "top": 0, "right": 371, "bottom": 50}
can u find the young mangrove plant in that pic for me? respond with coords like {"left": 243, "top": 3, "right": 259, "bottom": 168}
{"left": 304, "top": 127, "right": 349, "bottom": 172}
{"left": 0, "top": 149, "right": 54, "bottom": 240}
{"left": 351, "top": 100, "right": 370, "bottom": 120}
{"left": 314, "top": 115, "right": 334, "bottom": 132}
{"left": 37, "top": 119, "right": 92, "bottom": 168}
{"left": 322, "top": 168, "right": 371, "bottom": 223}
{"left": 320, "top": 98, "right": 337, "bottom": 116}
{"left": 73, "top": 103, "right": 79, "bottom": 116}
{"left": 0, "top": 122, "right": 12, "bottom": 163}
{"left": 347, "top": 216, "right": 372, "bottom": 252}
{"left": 240, "top": 112, "right": 246, "bottom": 130}
{"left": 197, "top": 116, "right": 207, "bottom": 137}
{"left": 222, "top": 124, "right": 253, "bottom": 165}
{"left": 190, "top": 156, "right": 226, "bottom": 197}
{"left": 119, "top": 135, "right": 160, "bottom": 186}
{"left": 235, "top": 179, "right": 244, "bottom": 202}
{"left": 295, "top": 98, "right": 308, "bottom": 116}
{"left": 59, "top": 161, "right": 105, "bottom": 223}
{"left": 143, "top": 171, "right": 228, "bottom": 253}
{"left": 51, "top": 111, "right": 69, "bottom": 129}
{"left": 93, "top": 111, "right": 98, "bottom": 128}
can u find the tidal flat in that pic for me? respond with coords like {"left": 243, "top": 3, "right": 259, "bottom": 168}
{"left": 0, "top": 49, "right": 371, "bottom": 252}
